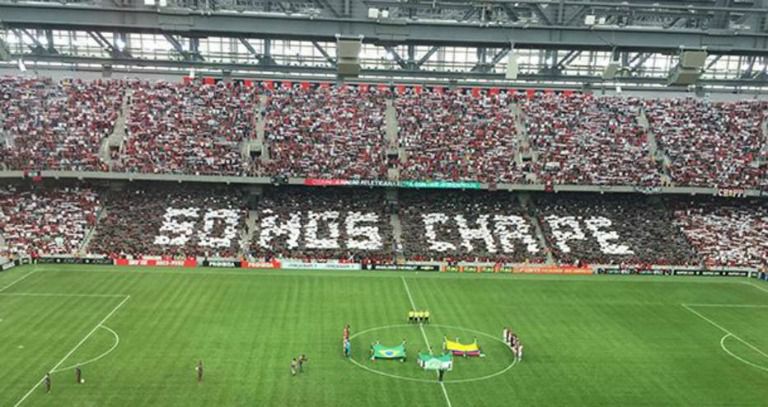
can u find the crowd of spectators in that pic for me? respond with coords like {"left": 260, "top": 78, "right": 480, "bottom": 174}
{"left": 260, "top": 85, "right": 388, "bottom": 179}
{"left": 398, "top": 190, "right": 545, "bottom": 263}
{"left": 523, "top": 94, "right": 660, "bottom": 186}
{"left": 671, "top": 198, "right": 768, "bottom": 267}
{"left": 88, "top": 185, "right": 247, "bottom": 258}
{"left": 0, "top": 186, "right": 100, "bottom": 257}
{"left": 644, "top": 99, "right": 768, "bottom": 188}
{"left": 532, "top": 193, "right": 698, "bottom": 266}
{"left": 115, "top": 81, "right": 257, "bottom": 176}
{"left": 0, "top": 77, "right": 124, "bottom": 171}
{"left": 3, "top": 75, "right": 768, "bottom": 190}
{"left": 249, "top": 187, "right": 394, "bottom": 262}
{"left": 396, "top": 89, "right": 524, "bottom": 184}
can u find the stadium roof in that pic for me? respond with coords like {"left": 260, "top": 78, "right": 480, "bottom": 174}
{"left": 1, "top": 0, "right": 767, "bottom": 89}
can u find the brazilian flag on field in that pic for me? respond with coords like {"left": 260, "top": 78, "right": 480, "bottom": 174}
{"left": 371, "top": 342, "right": 407, "bottom": 360}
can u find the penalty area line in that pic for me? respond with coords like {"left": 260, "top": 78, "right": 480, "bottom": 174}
{"left": 12, "top": 295, "right": 130, "bottom": 407}
{"left": 401, "top": 276, "right": 453, "bottom": 407}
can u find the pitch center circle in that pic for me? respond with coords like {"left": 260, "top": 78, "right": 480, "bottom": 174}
{"left": 347, "top": 323, "right": 517, "bottom": 384}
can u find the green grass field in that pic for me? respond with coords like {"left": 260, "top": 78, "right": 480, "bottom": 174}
{"left": 1, "top": 265, "right": 767, "bottom": 406}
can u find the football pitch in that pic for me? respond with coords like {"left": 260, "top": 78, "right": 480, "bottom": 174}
{"left": 1, "top": 265, "right": 767, "bottom": 406}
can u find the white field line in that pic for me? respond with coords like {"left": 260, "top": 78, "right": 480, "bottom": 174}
{"left": 401, "top": 276, "right": 453, "bottom": 407}
{"left": 34, "top": 266, "right": 762, "bottom": 286}
{"left": 682, "top": 303, "right": 768, "bottom": 308}
{"left": 682, "top": 304, "right": 768, "bottom": 360}
{"left": 720, "top": 334, "right": 768, "bottom": 373}
{"left": 743, "top": 281, "right": 768, "bottom": 294}
{"left": 0, "top": 292, "right": 127, "bottom": 298}
{"left": 13, "top": 295, "right": 130, "bottom": 407}
{"left": 0, "top": 270, "right": 37, "bottom": 292}
{"left": 54, "top": 325, "right": 121, "bottom": 373}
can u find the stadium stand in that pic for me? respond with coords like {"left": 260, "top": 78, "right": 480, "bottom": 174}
{"left": 644, "top": 99, "right": 768, "bottom": 188}
{"left": 0, "top": 76, "right": 124, "bottom": 171}
{"left": 249, "top": 187, "right": 394, "bottom": 262}
{"left": 398, "top": 190, "right": 545, "bottom": 263}
{"left": 396, "top": 88, "right": 525, "bottom": 183}
{"left": 532, "top": 194, "right": 698, "bottom": 266}
{"left": 523, "top": 93, "right": 660, "bottom": 186}
{"left": 671, "top": 198, "right": 768, "bottom": 267}
{"left": 87, "top": 185, "right": 247, "bottom": 258}
{"left": 115, "top": 81, "right": 256, "bottom": 176}
{"left": 259, "top": 85, "right": 389, "bottom": 179}
{"left": 0, "top": 185, "right": 100, "bottom": 257}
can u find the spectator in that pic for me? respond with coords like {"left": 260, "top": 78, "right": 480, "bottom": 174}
{"left": 399, "top": 190, "right": 545, "bottom": 263}
{"left": 0, "top": 185, "right": 100, "bottom": 257}
{"left": 671, "top": 198, "right": 768, "bottom": 267}
{"left": 645, "top": 98, "right": 768, "bottom": 188}
{"left": 0, "top": 77, "right": 124, "bottom": 171}
{"left": 532, "top": 193, "right": 697, "bottom": 266}
{"left": 249, "top": 187, "right": 394, "bottom": 263}
{"left": 88, "top": 185, "right": 247, "bottom": 258}
{"left": 260, "top": 85, "right": 388, "bottom": 179}
{"left": 523, "top": 93, "right": 660, "bottom": 186}
{"left": 396, "top": 88, "right": 524, "bottom": 183}
{"left": 115, "top": 81, "right": 256, "bottom": 176}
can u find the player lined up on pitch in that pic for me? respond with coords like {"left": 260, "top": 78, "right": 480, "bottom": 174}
{"left": 40, "top": 366, "right": 86, "bottom": 394}
{"left": 342, "top": 324, "right": 352, "bottom": 358}
{"left": 503, "top": 327, "right": 524, "bottom": 361}
{"left": 408, "top": 310, "right": 430, "bottom": 323}
{"left": 291, "top": 354, "right": 309, "bottom": 376}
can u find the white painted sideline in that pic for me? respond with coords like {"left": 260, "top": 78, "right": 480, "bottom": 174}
{"left": 0, "top": 270, "right": 37, "bottom": 292}
{"left": 682, "top": 304, "right": 768, "bottom": 361}
{"left": 12, "top": 295, "right": 130, "bottom": 407}
{"left": 682, "top": 303, "right": 768, "bottom": 308}
{"left": 0, "top": 292, "right": 127, "bottom": 298}
{"left": 401, "top": 276, "right": 453, "bottom": 407}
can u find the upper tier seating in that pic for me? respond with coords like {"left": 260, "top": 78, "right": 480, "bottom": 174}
{"left": 396, "top": 88, "right": 524, "bottom": 183}
{"left": 0, "top": 77, "right": 123, "bottom": 171}
{"left": 259, "top": 85, "right": 389, "bottom": 180}
{"left": 523, "top": 93, "right": 659, "bottom": 186}
{"left": 115, "top": 81, "right": 256, "bottom": 176}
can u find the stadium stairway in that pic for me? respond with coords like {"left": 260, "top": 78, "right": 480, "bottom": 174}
{"left": 518, "top": 193, "right": 555, "bottom": 264}
{"left": 78, "top": 206, "right": 107, "bottom": 256}
{"left": 386, "top": 98, "right": 407, "bottom": 177}
{"left": 240, "top": 210, "right": 260, "bottom": 256}
{"left": 245, "top": 95, "right": 269, "bottom": 162}
{"left": 512, "top": 103, "right": 539, "bottom": 183}
{"left": 101, "top": 90, "right": 132, "bottom": 169}
{"left": 390, "top": 213, "right": 405, "bottom": 262}
{"left": 385, "top": 99, "right": 398, "bottom": 148}
{"left": 639, "top": 109, "right": 673, "bottom": 185}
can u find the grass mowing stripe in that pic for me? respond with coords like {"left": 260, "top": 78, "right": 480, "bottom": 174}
{"left": 401, "top": 276, "right": 453, "bottom": 407}
{"left": 682, "top": 304, "right": 768, "bottom": 360}
{"left": 12, "top": 295, "right": 131, "bottom": 407}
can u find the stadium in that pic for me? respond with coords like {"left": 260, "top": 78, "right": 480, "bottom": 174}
{"left": 0, "top": 0, "right": 768, "bottom": 405}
